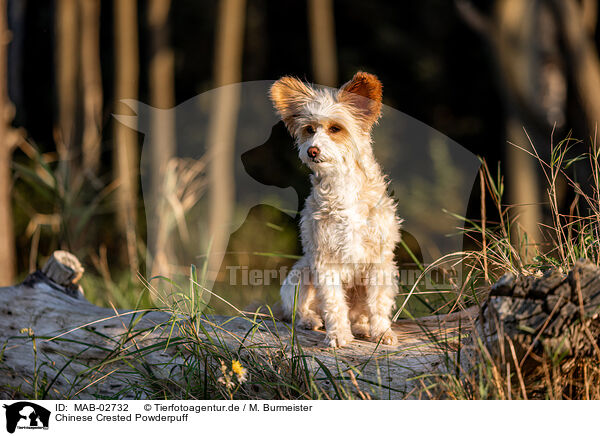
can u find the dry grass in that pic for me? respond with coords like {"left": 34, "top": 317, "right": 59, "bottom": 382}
{"left": 416, "top": 133, "right": 600, "bottom": 400}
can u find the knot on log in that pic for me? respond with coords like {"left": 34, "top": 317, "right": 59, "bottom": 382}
{"left": 23, "top": 250, "right": 85, "bottom": 299}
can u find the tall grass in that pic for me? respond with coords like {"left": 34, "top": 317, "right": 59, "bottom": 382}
{"left": 129, "top": 271, "right": 391, "bottom": 400}
{"left": 416, "top": 134, "right": 600, "bottom": 399}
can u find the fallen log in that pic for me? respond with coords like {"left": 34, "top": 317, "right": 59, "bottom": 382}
{"left": 0, "top": 251, "right": 471, "bottom": 399}
{"left": 477, "top": 260, "right": 600, "bottom": 358}
{"left": 1, "top": 252, "right": 599, "bottom": 399}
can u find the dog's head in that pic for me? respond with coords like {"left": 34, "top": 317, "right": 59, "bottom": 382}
{"left": 269, "top": 72, "right": 382, "bottom": 174}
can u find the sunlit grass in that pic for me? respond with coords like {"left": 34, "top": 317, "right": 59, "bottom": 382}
{"left": 411, "top": 133, "right": 600, "bottom": 399}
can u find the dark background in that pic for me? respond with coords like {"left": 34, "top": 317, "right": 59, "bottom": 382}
{"left": 5, "top": 0, "right": 600, "bottom": 308}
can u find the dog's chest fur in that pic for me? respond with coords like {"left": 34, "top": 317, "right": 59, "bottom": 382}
{"left": 300, "top": 173, "right": 397, "bottom": 266}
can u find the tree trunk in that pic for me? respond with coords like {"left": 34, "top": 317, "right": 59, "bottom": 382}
{"left": 0, "top": 0, "right": 17, "bottom": 286}
{"left": 0, "top": 143, "right": 14, "bottom": 286}
{"left": 55, "top": 0, "right": 79, "bottom": 175}
{"left": 494, "top": 0, "right": 546, "bottom": 259}
{"left": 79, "top": 0, "right": 103, "bottom": 176}
{"left": 205, "top": 0, "right": 245, "bottom": 288}
{"left": 113, "top": 0, "right": 140, "bottom": 273}
{"left": 308, "top": 0, "right": 338, "bottom": 87}
{"left": 476, "top": 260, "right": 600, "bottom": 360}
{"left": 457, "top": 0, "right": 571, "bottom": 261}
{"left": 147, "top": 0, "right": 176, "bottom": 277}
{"left": 550, "top": 0, "right": 600, "bottom": 136}
{"left": 7, "top": 0, "right": 26, "bottom": 115}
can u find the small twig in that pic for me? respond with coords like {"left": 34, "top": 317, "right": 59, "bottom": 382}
{"left": 347, "top": 369, "right": 371, "bottom": 400}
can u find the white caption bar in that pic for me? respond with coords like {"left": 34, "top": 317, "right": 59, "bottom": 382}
{"left": 0, "top": 400, "right": 596, "bottom": 435}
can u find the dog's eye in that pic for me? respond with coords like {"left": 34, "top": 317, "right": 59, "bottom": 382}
{"left": 305, "top": 126, "right": 315, "bottom": 134}
{"left": 329, "top": 125, "right": 341, "bottom": 133}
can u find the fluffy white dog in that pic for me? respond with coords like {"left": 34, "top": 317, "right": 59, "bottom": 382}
{"left": 270, "top": 72, "right": 402, "bottom": 347}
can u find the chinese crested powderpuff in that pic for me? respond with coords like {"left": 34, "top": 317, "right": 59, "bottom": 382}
{"left": 270, "top": 72, "right": 402, "bottom": 347}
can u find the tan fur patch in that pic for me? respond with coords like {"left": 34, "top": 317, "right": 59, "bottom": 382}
{"left": 324, "top": 121, "right": 351, "bottom": 143}
{"left": 296, "top": 120, "right": 354, "bottom": 151}
{"left": 269, "top": 77, "right": 315, "bottom": 130}
{"left": 337, "top": 72, "right": 383, "bottom": 130}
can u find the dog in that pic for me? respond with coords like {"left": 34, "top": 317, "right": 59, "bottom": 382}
{"left": 270, "top": 72, "right": 402, "bottom": 347}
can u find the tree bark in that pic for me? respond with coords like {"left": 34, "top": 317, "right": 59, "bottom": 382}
{"left": 474, "top": 259, "right": 600, "bottom": 364}
{"left": 113, "top": 0, "right": 140, "bottom": 273}
{"left": 0, "top": 0, "right": 18, "bottom": 286}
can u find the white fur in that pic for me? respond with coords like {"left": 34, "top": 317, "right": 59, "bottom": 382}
{"left": 272, "top": 73, "right": 402, "bottom": 347}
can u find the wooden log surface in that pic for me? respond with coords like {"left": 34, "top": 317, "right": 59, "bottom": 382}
{"left": 473, "top": 259, "right": 600, "bottom": 366}
{"left": 3, "top": 252, "right": 599, "bottom": 399}
{"left": 0, "top": 252, "right": 471, "bottom": 399}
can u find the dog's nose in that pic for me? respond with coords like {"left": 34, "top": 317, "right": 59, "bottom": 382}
{"left": 307, "top": 146, "right": 320, "bottom": 159}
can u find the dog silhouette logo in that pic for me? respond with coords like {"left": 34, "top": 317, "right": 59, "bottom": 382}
{"left": 2, "top": 402, "right": 50, "bottom": 433}
{"left": 114, "top": 81, "right": 480, "bottom": 308}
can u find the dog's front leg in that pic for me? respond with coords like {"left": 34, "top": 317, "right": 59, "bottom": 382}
{"left": 280, "top": 257, "right": 323, "bottom": 329}
{"left": 365, "top": 267, "right": 398, "bottom": 345}
{"left": 315, "top": 268, "right": 354, "bottom": 347}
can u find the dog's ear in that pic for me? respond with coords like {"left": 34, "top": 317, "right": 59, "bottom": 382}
{"left": 270, "top": 77, "right": 314, "bottom": 130}
{"left": 337, "top": 72, "right": 383, "bottom": 130}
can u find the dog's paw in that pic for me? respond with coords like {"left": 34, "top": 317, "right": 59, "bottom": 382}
{"left": 351, "top": 322, "right": 370, "bottom": 338}
{"left": 297, "top": 315, "right": 323, "bottom": 331}
{"left": 324, "top": 331, "right": 354, "bottom": 348}
{"left": 373, "top": 329, "right": 397, "bottom": 346}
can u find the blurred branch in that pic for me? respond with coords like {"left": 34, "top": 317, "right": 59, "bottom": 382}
{"left": 153, "top": 158, "right": 207, "bottom": 277}
{"left": 550, "top": 0, "right": 600, "bottom": 135}
{"left": 457, "top": 0, "right": 555, "bottom": 133}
